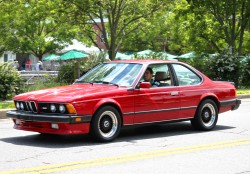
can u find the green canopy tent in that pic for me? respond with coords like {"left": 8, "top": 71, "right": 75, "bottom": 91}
{"left": 157, "top": 52, "right": 178, "bottom": 61}
{"left": 115, "top": 52, "right": 134, "bottom": 60}
{"left": 241, "top": 56, "right": 250, "bottom": 63}
{"left": 177, "top": 51, "right": 196, "bottom": 59}
{"left": 59, "top": 50, "right": 89, "bottom": 79}
{"left": 42, "top": 54, "right": 60, "bottom": 61}
{"left": 136, "top": 49, "right": 155, "bottom": 58}
{"left": 59, "top": 50, "right": 89, "bottom": 60}
{"left": 103, "top": 51, "right": 128, "bottom": 60}
{"left": 117, "top": 50, "right": 154, "bottom": 60}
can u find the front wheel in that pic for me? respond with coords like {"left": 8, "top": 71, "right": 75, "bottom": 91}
{"left": 191, "top": 99, "right": 218, "bottom": 131}
{"left": 91, "top": 106, "right": 121, "bottom": 142}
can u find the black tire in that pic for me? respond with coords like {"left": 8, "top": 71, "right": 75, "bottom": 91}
{"left": 191, "top": 99, "right": 218, "bottom": 131}
{"left": 90, "top": 106, "right": 121, "bottom": 142}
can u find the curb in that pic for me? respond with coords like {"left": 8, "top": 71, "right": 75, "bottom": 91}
{"left": 0, "top": 109, "right": 13, "bottom": 119}
{"left": 0, "top": 95, "right": 249, "bottom": 119}
{"left": 237, "top": 94, "right": 250, "bottom": 99}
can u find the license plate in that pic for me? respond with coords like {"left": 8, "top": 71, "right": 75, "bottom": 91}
{"left": 15, "top": 119, "right": 23, "bottom": 125}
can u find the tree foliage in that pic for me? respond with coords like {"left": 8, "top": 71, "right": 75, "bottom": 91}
{"left": 0, "top": 0, "right": 79, "bottom": 60}
{"left": 1, "top": 0, "right": 250, "bottom": 60}
{"left": 65, "top": 0, "right": 169, "bottom": 60}
{"left": 186, "top": 0, "right": 250, "bottom": 55}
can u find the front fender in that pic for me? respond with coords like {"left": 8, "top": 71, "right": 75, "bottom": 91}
{"left": 93, "top": 98, "right": 122, "bottom": 115}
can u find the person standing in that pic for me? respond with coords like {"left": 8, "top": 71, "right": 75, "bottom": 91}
{"left": 12, "top": 60, "right": 19, "bottom": 70}
{"left": 35, "top": 61, "right": 43, "bottom": 71}
{"left": 25, "top": 59, "right": 31, "bottom": 70}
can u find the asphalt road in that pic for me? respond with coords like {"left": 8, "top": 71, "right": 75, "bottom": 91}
{"left": 0, "top": 99, "right": 250, "bottom": 174}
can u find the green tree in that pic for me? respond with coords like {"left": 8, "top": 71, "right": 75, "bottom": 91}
{"left": 187, "top": 0, "right": 250, "bottom": 55}
{"left": 65, "top": 0, "right": 168, "bottom": 60}
{"left": 0, "top": 0, "right": 78, "bottom": 60}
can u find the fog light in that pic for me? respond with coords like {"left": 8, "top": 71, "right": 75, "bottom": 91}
{"left": 51, "top": 123, "right": 59, "bottom": 129}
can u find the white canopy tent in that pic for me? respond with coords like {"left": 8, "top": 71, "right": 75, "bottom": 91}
{"left": 60, "top": 39, "right": 100, "bottom": 54}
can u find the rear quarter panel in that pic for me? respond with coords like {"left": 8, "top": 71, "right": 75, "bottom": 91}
{"left": 179, "top": 77, "right": 237, "bottom": 118}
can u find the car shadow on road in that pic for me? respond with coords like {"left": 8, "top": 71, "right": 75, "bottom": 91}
{"left": 0, "top": 122, "right": 235, "bottom": 148}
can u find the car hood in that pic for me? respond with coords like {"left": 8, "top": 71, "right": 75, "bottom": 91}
{"left": 14, "top": 84, "right": 121, "bottom": 103}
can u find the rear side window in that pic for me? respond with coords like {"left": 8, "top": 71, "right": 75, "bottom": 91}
{"left": 172, "top": 64, "right": 202, "bottom": 86}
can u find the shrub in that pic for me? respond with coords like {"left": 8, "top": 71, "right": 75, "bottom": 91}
{"left": 24, "top": 76, "right": 67, "bottom": 92}
{"left": 57, "top": 61, "right": 75, "bottom": 84}
{"left": 183, "top": 53, "right": 215, "bottom": 78}
{"left": 0, "top": 62, "right": 24, "bottom": 100}
{"left": 241, "top": 57, "right": 250, "bottom": 87}
{"left": 210, "top": 53, "right": 241, "bottom": 87}
{"left": 181, "top": 51, "right": 243, "bottom": 88}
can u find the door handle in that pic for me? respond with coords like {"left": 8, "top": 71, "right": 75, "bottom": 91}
{"left": 171, "top": 91, "right": 179, "bottom": 96}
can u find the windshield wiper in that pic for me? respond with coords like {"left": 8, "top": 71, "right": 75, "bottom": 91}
{"left": 102, "top": 81, "right": 119, "bottom": 86}
{"left": 74, "top": 81, "right": 93, "bottom": 84}
{"left": 93, "top": 80, "right": 119, "bottom": 86}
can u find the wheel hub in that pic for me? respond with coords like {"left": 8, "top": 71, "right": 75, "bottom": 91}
{"left": 104, "top": 120, "right": 110, "bottom": 128}
{"left": 204, "top": 111, "right": 210, "bottom": 119}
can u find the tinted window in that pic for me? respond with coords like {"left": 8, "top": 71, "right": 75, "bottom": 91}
{"left": 172, "top": 64, "right": 201, "bottom": 86}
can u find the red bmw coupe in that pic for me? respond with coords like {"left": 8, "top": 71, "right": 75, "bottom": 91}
{"left": 7, "top": 60, "right": 241, "bottom": 142}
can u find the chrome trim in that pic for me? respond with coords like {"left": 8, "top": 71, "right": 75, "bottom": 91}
{"left": 30, "top": 101, "right": 38, "bottom": 113}
{"left": 134, "top": 107, "right": 180, "bottom": 114}
{"left": 15, "top": 100, "right": 37, "bottom": 113}
{"left": 28, "top": 102, "right": 33, "bottom": 112}
{"left": 122, "top": 106, "right": 197, "bottom": 116}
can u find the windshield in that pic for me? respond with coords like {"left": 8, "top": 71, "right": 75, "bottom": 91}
{"left": 76, "top": 63, "right": 143, "bottom": 87}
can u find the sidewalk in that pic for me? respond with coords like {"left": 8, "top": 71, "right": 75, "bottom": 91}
{"left": 1, "top": 94, "right": 249, "bottom": 120}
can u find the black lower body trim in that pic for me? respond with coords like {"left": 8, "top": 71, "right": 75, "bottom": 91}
{"left": 6, "top": 110, "right": 91, "bottom": 123}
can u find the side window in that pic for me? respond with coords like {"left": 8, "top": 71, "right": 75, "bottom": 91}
{"left": 172, "top": 64, "right": 201, "bottom": 86}
{"left": 139, "top": 64, "right": 174, "bottom": 88}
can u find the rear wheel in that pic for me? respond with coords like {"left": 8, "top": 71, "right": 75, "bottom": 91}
{"left": 91, "top": 106, "right": 121, "bottom": 142}
{"left": 191, "top": 99, "right": 218, "bottom": 131}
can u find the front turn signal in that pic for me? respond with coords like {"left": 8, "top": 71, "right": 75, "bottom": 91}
{"left": 66, "top": 104, "right": 77, "bottom": 114}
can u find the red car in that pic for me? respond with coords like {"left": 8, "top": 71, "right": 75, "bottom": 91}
{"left": 7, "top": 60, "right": 241, "bottom": 142}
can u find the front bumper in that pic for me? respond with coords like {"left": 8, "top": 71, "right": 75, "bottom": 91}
{"left": 7, "top": 110, "right": 92, "bottom": 134}
{"left": 6, "top": 110, "right": 91, "bottom": 123}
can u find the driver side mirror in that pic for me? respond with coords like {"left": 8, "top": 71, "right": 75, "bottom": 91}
{"left": 139, "top": 82, "right": 151, "bottom": 88}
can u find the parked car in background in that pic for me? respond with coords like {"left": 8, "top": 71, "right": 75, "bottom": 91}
{"left": 7, "top": 60, "right": 241, "bottom": 142}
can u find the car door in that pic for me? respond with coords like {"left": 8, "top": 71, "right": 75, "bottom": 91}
{"left": 133, "top": 64, "right": 180, "bottom": 124}
{"left": 171, "top": 63, "right": 203, "bottom": 119}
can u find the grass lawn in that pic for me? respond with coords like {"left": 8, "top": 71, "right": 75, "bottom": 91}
{"left": 0, "top": 101, "right": 14, "bottom": 109}
{"left": 237, "top": 89, "right": 250, "bottom": 94}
